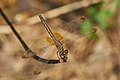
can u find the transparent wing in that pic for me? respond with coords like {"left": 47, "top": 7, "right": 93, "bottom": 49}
{"left": 27, "top": 16, "right": 87, "bottom": 75}
{"left": 28, "top": 35, "right": 59, "bottom": 75}
{"left": 54, "top": 16, "right": 86, "bottom": 40}
{"left": 47, "top": 16, "right": 96, "bottom": 43}
{"left": 32, "top": 47, "right": 57, "bottom": 75}
{"left": 29, "top": 16, "right": 86, "bottom": 57}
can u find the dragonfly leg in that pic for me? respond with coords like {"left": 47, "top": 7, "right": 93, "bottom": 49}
{"left": 22, "top": 54, "right": 29, "bottom": 59}
{"left": 33, "top": 70, "right": 41, "bottom": 75}
{"left": 21, "top": 49, "right": 30, "bottom": 59}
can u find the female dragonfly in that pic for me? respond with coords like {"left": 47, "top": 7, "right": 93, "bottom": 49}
{"left": 30, "top": 14, "right": 88, "bottom": 75}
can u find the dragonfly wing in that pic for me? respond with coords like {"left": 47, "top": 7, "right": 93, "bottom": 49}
{"left": 26, "top": 35, "right": 59, "bottom": 75}
{"left": 29, "top": 35, "right": 51, "bottom": 52}
{"left": 51, "top": 16, "right": 97, "bottom": 43}
{"left": 32, "top": 46, "right": 58, "bottom": 75}
{"left": 59, "top": 16, "right": 85, "bottom": 38}
{"left": 29, "top": 35, "right": 58, "bottom": 59}
{"left": 22, "top": 35, "right": 52, "bottom": 59}
{"left": 48, "top": 16, "right": 86, "bottom": 44}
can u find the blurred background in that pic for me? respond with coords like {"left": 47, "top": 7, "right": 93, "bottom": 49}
{"left": 0, "top": 0, "right": 120, "bottom": 80}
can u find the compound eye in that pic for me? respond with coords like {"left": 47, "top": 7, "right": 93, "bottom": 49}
{"left": 64, "top": 50, "right": 68, "bottom": 55}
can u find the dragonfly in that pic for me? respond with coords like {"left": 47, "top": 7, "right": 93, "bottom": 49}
{"left": 0, "top": 8, "right": 86, "bottom": 75}
{"left": 29, "top": 15, "right": 90, "bottom": 75}
{"left": 26, "top": 14, "right": 98, "bottom": 75}
{"left": 29, "top": 15, "right": 70, "bottom": 75}
{"left": 0, "top": 8, "right": 69, "bottom": 64}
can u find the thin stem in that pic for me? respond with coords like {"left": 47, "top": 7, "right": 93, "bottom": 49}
{"left": 0, "top": 8, "right": 29, "bottom": 51}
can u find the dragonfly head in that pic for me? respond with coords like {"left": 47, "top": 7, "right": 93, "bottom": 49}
{"left": 60, "top": 49, "right": 68, "bottom": 62}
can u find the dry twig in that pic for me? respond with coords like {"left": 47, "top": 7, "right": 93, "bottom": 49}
{"left": 0, "top": 0, "right": 101, "bottom": 34}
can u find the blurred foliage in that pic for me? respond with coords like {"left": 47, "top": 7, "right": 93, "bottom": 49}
{"left": 80, "top": 0, "right": 119, "bottom": 39}
{"left": 80, "top": 20, "right": 98, "bottom": 40}
{"left": 54, "top": 0, "right": 79, "bottom": 4}
{"left": 116, "top": 0, "right": 120, "bottom": 8}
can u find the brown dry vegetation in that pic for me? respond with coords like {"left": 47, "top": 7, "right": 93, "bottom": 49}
{"left": 0, "top": 0, "right": 120, "bottom": 80}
